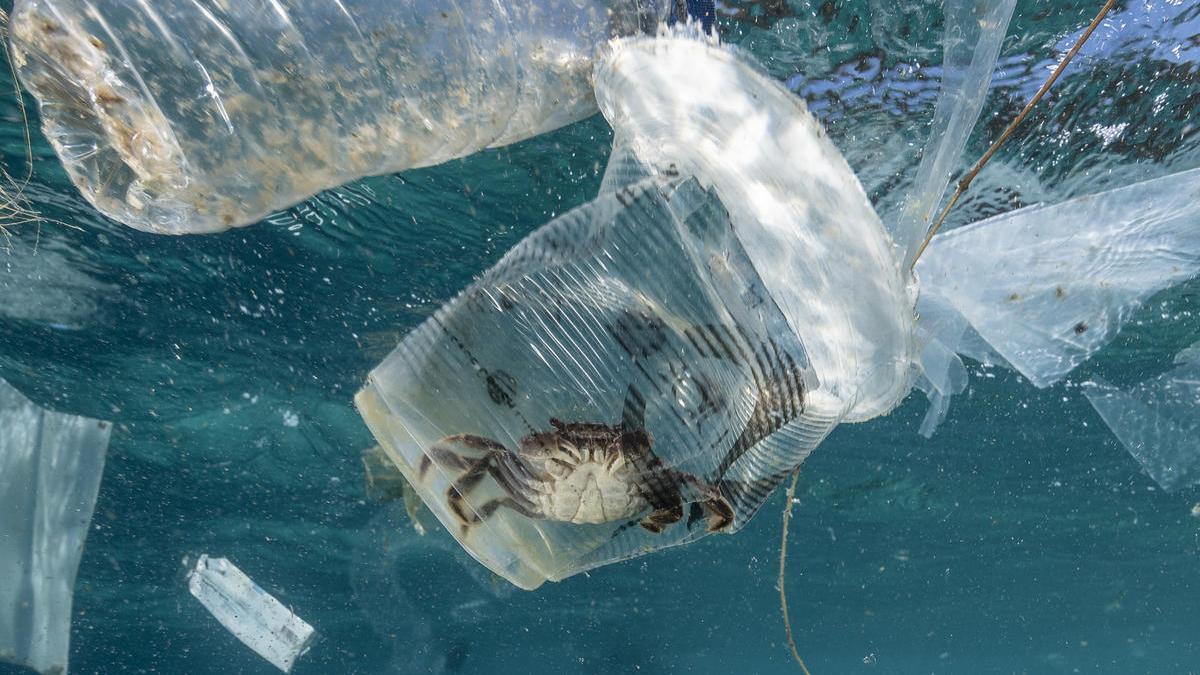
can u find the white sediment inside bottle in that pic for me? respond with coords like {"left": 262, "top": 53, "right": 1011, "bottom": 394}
{"left": 8, "top": 0, "right": 667, "bottom": 234}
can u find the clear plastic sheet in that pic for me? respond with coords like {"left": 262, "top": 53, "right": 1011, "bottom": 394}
{"left": 357, "top": 32, "right": 915, "bottom": 589}
{"left": 0, "top": 378, "right": 110, "bottom": 675}
{"left": 8, "top": 0, "right": 667, "bottom": 233}
{"left": 833, "top": 0, "right": 1017, "bottom": 433}
{"left": 911, "top": 293, "right": 970, "bottom": 438}
{"left": 886, "top": 0, "right": 1017, "bottom": 267}
{"left": 188, "top": 555, "right": 316, "bottom": 673}
{"left": 917, "top": 167, "right": 1200, "bottom": 389}
{"left": 1083, "top": 345, "right": 1200, "bottom": 492}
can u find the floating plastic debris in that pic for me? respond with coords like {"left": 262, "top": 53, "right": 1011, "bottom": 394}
{"left": 1083, "top": 344, "right": 1200, "bottom": 491}
{"left": 0, "top": 378, "right": 110, "bottom": 675}
{"left": 187, "top": 555, "right": 316, "bottom": 673}
{"left": 12, "top": 0, "right": 1190, "bottom": 595}
{"left": 917, "top": 167, "right": 1200, "bottom": 389}
{"left": 8, "top": 0, "right": 669, "bottom": 233}
{"left": 358, "top": 25, "right": 1200, "bottom": 589}
{"left": 357, "top": 31, "right": 914, "bottom": 589}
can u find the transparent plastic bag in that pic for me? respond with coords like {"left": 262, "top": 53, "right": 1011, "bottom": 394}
{"left": 9, "top": 0, "right": 666, "bottom": 233}
{"left": 357, "top": 175, "right": 845, "bottom": 589}
{"left": 594, "top": 33, "right": 917, "bottom": 423}
{"left": 357, "top": 32, "right": 915, "bottom": 589}
{"left": 0, "top": 378, "right": 110, "bottom": 675}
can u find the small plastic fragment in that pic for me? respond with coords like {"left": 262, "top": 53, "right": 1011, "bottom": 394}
{"left": 912, "top": 293, "right": 971, "bottom": 437}
{"left": 0, "top": 378, "right": 110, "bottom": 675}
{"left": 1083, "top": 346, "right": 1200, "bottom": 492}
{"left": 187, "top": 555, "right": 316, "bottom": 673}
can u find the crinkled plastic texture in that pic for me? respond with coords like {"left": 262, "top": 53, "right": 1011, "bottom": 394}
{"left": 917, "top": 167, "right": 1200, "bottom": 390}
{"left": 358, "top": 176, "right": 846, "bottom": 589}
{"left": 885, "top": 0, "right": 1016, "bottom": 267}
{"left": 594, "top": 33, "right": 917, "bottom": 423}
{"left": 357, "top": 33, "right": 915, "bottom": 589}
{"left": 1083, "top": 345, "right": 1200, "bottom": 491}
{"left": 0, "top": 378, "right": 110, "bottom": 675}
{"left": 188, "top": 555, "right": 316, "bottom": 673}
{"left": 8, "top": 0, "right": 667, "bottom": 234}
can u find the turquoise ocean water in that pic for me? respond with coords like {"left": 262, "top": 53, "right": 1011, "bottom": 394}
{"left": 1, "top": 0, "right": 1199, "bottom": 672}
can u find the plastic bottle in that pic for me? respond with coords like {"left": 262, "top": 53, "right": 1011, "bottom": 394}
{"left": 8, "top": 0, "right": 666, "bottom": 233}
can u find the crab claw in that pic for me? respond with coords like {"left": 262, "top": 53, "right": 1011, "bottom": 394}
{"left": 701, "top": 490, "right": 735, "bottom": 532}
{"left": 639, "top": 503, "right": 684, "bottom": 533}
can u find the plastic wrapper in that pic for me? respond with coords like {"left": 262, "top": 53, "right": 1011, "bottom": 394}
{"left": 8, "top": 0, "right": 667, "bottom": 234}
{"left": 357, "top": 32, "right": 915, "bottom": 589}
{"left": 188, "top": 554, "right": 316, "bottom": 673}
{"left": 1083, "top": 346, "right": 1200, "bottom": 492}
{"left": 0, "top": 378, "right": 111, "bottom": 675}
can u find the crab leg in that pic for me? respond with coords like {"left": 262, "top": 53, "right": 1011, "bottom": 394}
{"left": 639, "top": 504, "right": 684, "bottom": 533}
{"left": 419, "top": 434, "right": 508, "bottom": 479}
{"left": 474, "top": 497, "right": 541, "bottom": 522}
{"left": 490, "top": 455, "right": 548, "bottom": 502}
{"left": 674, "top": 471, "right": 736, "bottom": 532}
{"left": 425, "top": 437, "right": 545, "bottom": 530}
{"left": 445, "top": 455, "right": 497, "bottom": 524}
{"left": 700, "top": 493, "right": 735, "bottom": 532}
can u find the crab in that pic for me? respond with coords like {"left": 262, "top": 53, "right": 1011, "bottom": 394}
{"left": 418, "top": 418, "right": 735, "bottom": 536}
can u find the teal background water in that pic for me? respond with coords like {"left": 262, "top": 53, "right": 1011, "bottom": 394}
{"left": 1, "top": 0, "right": 1199, "bottom": 672}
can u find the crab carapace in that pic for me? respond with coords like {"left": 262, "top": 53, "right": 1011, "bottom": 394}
{"left": 419, "top": 416, "right": 735, "bottom": 536}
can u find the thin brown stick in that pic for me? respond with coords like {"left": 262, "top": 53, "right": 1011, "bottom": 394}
{"left": 909, "top": 0, "right": 1119, "bottom": 268}
{"left": 779, "top": 467, "right": 811, "bottom": 674}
